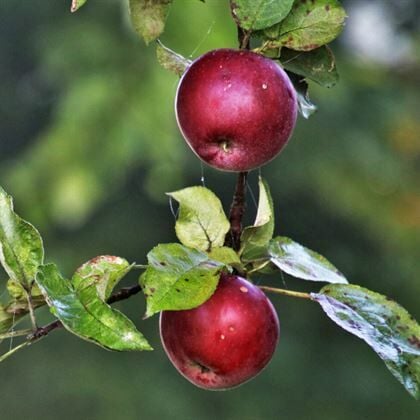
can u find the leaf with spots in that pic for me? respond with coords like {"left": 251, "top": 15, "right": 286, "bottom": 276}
{"left": 241, "top": 177, "right": 274, "bottom": 260}
{"left": 268, "top": 236, "right": 347, "bottom": 283}
{"left": 156, "top": 41, "right": 191, "bottom": 77}
{"left": 168, "top": 186, "right": 230, "bottom": 252}
{"left": 70, "top": 0, "right": 88, "bottom": 12}
{"left": 262, "top": 0, "right": 346, "bottom": 51}
{"left": 312, "top": 284, "right": 420, "bottom": 399}
{"left": 230, "top": 0, "right": 295, "bottom": 31}
{"left": 72, "top": 255, "right": 132, "bottom": 301}
{"left": 140, "top": 243, "right": 224, "bottom": 318}
{"left": 36, "top": 264, "right": 152, "bottom": 351}
{"left": 0, "top": 186, "right": 44, "bottom": 289}
{"left": 129, "top": 0, "right": 172, "bottom": 44}
{"left": 280, "top": 46, "right": 338, "bottom": 87}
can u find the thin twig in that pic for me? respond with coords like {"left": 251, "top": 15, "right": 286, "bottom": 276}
{"left": 25, "top": 289, "right": 38, "bottom": 331}
{"left": 225, "top": 171, "right": 248, "bottom": 251}
{"left": 0, "top": 341, "right": 29, "bottom": 363}
{"left": 0, "top": 329, "right": 33, "bottom": 340}
{"left": 107, "top": 284, "right": 142, "bottom": 305}
{"left": 28, "top": 320, "right": 62, "bottom": 341}
{"left": 259, "top": 286, "right": 312, "bottom": 300}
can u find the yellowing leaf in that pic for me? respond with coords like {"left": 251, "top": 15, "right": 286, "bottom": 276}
{"left": 168, "top": 186, "right": 230, "bottom": 252}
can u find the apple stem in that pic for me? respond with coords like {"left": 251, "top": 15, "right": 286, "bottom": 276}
{"left": 259, "top": 286, "right": 312, "bottom": 300}
{"left": 225, "top": 171, "right": 248, "bottom": 251}
{"left": 237, "top": 26, "right": 251, "bottom": 50}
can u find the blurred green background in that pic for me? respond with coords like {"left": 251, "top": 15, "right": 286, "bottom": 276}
{"left": 1, "top": 0, "right": 419, "bottom": 418}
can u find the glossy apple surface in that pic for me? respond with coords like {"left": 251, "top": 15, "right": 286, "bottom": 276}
{"left": 160, "top": 273, "right": 280, "bottom": 390}
{"left": 175, "top": 48, "right": 297, "bottom": 171}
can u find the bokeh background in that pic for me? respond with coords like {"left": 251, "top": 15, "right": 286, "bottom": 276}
{"left": 1, "top": 0, "right": 419, "bottom": 419}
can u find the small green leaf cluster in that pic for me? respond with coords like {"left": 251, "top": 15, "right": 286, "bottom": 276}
{"left": 143, "top": 179, "right": 420, "bottom": 398}
{"left": 241, "top": 0, "right": 346, "bottom": 90}
{"left": 0, "top": 186, "right": 150, "bottom": 353}
{"left": 71, "top": 1, "right": 346, "bottom": 119}
{"left": 243, "top": 0, "right": 346, "bottom": 117}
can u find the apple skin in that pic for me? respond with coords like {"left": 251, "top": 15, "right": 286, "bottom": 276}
{"left": 160, "top": 273, "right": 280, "bottom": 390}
{"left": 175, "top": 48, "right": 297, "bottom": 172}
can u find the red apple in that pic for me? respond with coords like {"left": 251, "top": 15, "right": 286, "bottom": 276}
{"left": 175, "top": 48, "right": 297, "bottom": 172}
{"left": 160, "top": 273, "right": 280, "bottom": 390}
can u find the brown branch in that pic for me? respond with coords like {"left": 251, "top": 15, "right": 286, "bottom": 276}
{"left": 106, "top": 284, "right": 142, "bottom": 304}
{"left": 225, "top": 171, "right": 248, "bottom": 251}
{"left": 28, "top": 284, "right": 142, "bottom": 342}
{"left": 30, "top": 319, "right": 62, "bottom": 341}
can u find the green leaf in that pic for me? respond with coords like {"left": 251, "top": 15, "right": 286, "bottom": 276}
{"left": 0, "top": 186, "right": 44, "bottom": 288}
{"left": 168, "top": 186, "right": 230, "bottom": 252}
{"left": 7, "top": 279, "right": 44, "bottom": 301}
{"left": 208, "top": 246, "right": 242, "bottom": 272}
{"left": 156, "top": 41, "right": 191, "bottom": 77}
{"left": 280, "top": 46, "right": 338, "bottom": 87}
{"left": 36, "top": 264, "right": 152, "bottom": 351}
{"left": 230, "top": 0, "right": 295, "bottom": 31}
{"left": 312, "top": 284, "right": 420, "bottom": 399}
{"left": 72, "top": 255, "right": 132, "bottom": 301}
{"left": 129, "top": 0, "right": 172, "bottom": 44}
{"left": 140, "top": 243, "right": 223, "bottom": 318}
{"left": 70, "top": 0, "right": 88, "bottom": 13}
{"left": 241, "top": 244, "right": 269, "bottom": 264}
{"left": 268, "top": 236, "right": 347, "bottom": 283}
{"left": 287, "top": 72, "right": 317, "bottom": 119}
{"left": 264, "top": 0, "right": 346, "bottom": 51}
{"left": 241, "top": 177, "right": 274, "bottom": 259}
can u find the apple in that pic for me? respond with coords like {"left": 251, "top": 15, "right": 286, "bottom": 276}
{"left": 175, "top": 48, "right": 297, "bottom": 172}
{"left": 160, "top": 273, "right": 280, "bottom": 390}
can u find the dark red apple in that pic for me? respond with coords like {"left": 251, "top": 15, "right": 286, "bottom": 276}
{"left": 160, "top": 273, "right": 280, "bottom": 390}
{"left": 175, "top": 48, "right": 297, "bottom": 172}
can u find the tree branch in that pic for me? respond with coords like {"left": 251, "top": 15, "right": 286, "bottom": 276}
{"left": 28, "top": 284, "right": 143, "bottom": 342}
{"left": 225, "top": 171, "right": 248, "bottom": 251}
{"left": 107, "top": 284, "right": 142, "bottom": 304}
